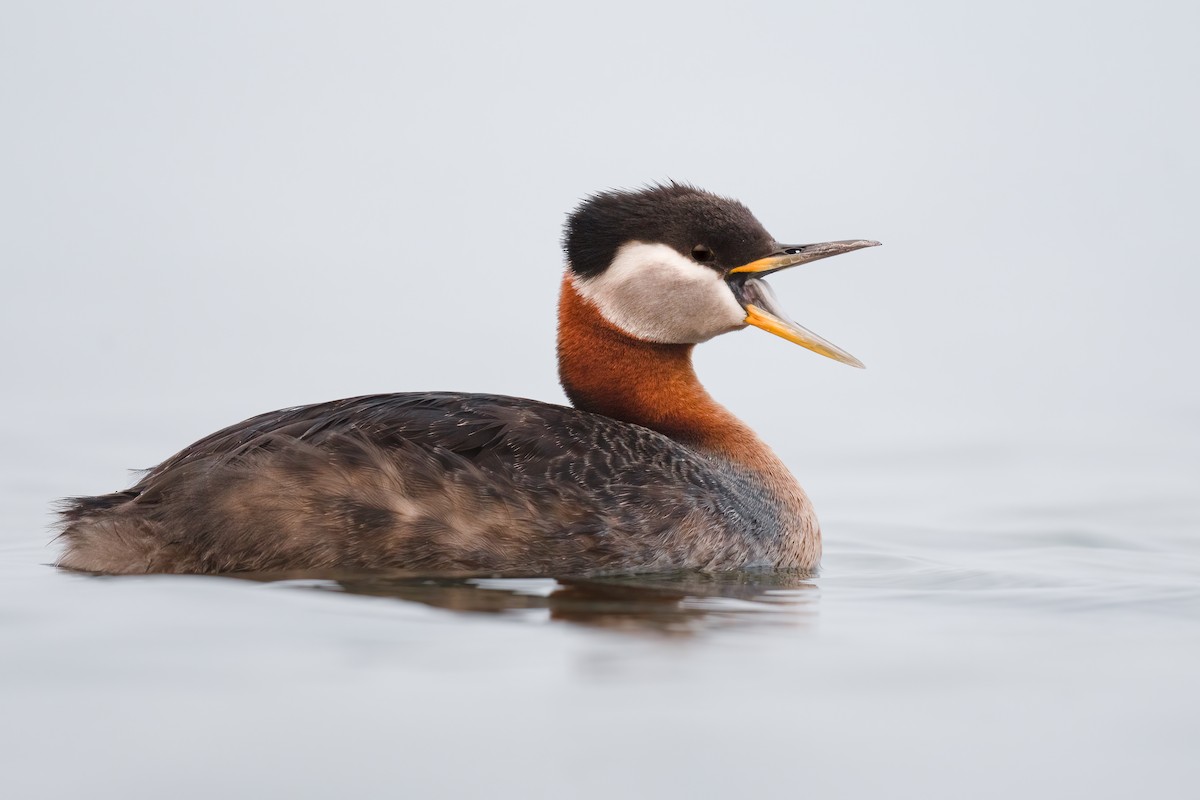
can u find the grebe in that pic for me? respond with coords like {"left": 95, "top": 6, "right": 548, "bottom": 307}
{"left": 57, "top": 184, "right": 879, "bottom": 575}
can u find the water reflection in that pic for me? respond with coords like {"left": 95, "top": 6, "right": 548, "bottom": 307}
{"left": 237, "top": 569, "right": 819, "bottom": 634}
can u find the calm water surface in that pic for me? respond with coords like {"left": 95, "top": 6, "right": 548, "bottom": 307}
{"left": 2, "top": 420, "right": 1197, "bottom": 799}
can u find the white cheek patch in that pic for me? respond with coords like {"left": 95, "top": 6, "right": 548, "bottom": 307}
{"left": 571, "top": 242, "right": 749, "bottom": 344}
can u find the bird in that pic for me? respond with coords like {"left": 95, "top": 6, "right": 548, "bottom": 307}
{"left": 56, "top": 183, "right": 879, "bottom": 576}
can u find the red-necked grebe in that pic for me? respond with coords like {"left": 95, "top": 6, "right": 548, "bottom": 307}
{"left": 57, "top": 183, "right": 879, "bottom": 575}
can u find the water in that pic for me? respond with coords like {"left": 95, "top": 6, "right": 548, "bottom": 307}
{"left": 2, "top": 419, "right": 1198, "bottom": 799}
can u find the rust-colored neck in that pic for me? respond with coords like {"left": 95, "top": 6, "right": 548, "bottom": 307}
{"left": 556, "top": 273, "right": 820, "bottom": 569}
{"left": 557, "top": 275, "right": 765, "bottom": 467}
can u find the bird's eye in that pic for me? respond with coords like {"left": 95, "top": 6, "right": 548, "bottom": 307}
{"left": 691, "top": 245, "right": 714, "bottom": 263}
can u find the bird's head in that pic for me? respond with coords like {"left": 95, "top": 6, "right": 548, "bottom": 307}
{"left": 563, "top": 183, "right": 878, "bottom": 367}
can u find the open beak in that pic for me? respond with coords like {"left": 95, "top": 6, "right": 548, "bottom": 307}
{"left": 727, "top": 240, "right": 880, "bottom": 368}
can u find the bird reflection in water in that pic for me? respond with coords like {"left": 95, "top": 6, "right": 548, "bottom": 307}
{"left": 237, "top": 569, "right": 819, "bottom": 635}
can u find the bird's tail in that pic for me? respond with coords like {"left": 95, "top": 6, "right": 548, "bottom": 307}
{"left": 55, "top": 492, "right": 166, "bottom": 574}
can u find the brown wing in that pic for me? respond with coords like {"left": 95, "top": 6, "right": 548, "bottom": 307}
{"left": 58, "top": 394, "right": 778, "bottom": 574}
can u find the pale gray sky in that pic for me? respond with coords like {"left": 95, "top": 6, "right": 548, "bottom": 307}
{"left": 2, "top": 0, "right": 1197, "bottom": 478}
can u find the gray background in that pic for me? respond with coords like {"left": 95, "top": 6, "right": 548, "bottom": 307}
{"left": 2, "top": 3, "right": 1199, "bottom": 799}
{"left": 4, "top": 0, "right": 1196, "bottom": 484}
